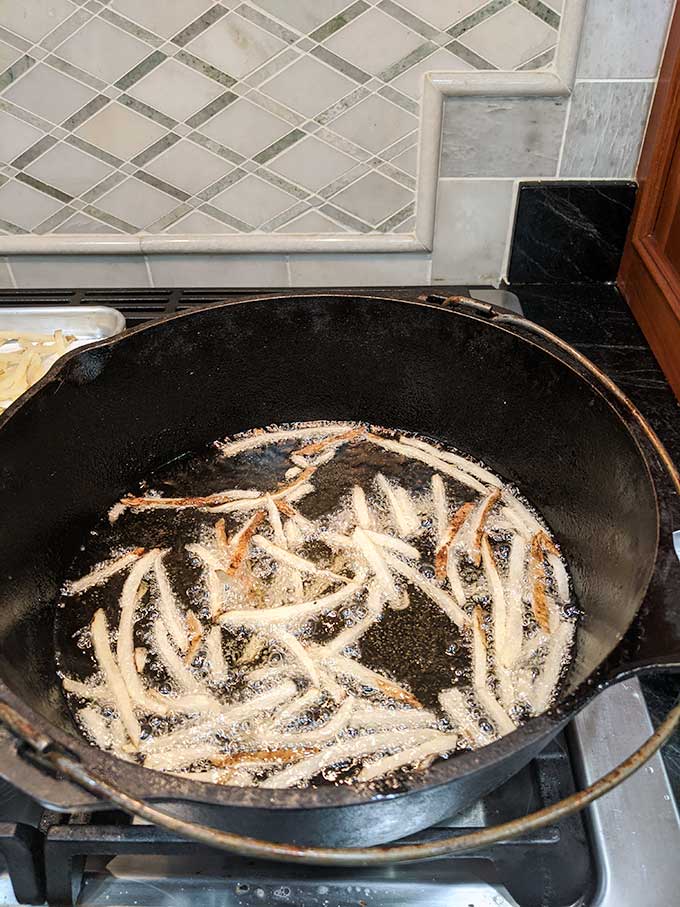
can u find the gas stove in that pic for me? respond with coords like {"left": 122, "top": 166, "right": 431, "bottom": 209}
{"left": 0, "top": 285, "right": 677, "bottom": 907}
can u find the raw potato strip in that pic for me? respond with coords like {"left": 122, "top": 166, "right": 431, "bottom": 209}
{"left": 323, "top": 653, "right": 422, "bottom": 708}
{"left": 154, "top": 554, "right": 188, "bottom": 653}
{"left": 294, "top": 426, "right": 364, "bottom": 458}
{"left": 431, "top": 474, "right": 448, "bottom": 545}
{"left": 352, "top": 485, "right": 372, "bottom": 529}
{"left": 387, "top": 554, "right": 469, "bottom": 630}
{"left": 62, "top": 676, "right": 113, "bottom": 706}
{"left": 504, "top": 535, "right": 527, "bottom": 668}
{"left": 214, "top": 518, "right": 229, "bottom": 553}
{"left": 400, "top": 436, "right": 503, "bottom": 488}
{"left": 91, "top": 609, "right": 141, "bottom": 746}
{"left": 145, "top": 740, "right": 227, "bottom": 772}
{"left": 78, "top": 706, "right": 127, "bottom": 753}
{"left": 218, "top": 424, "right": 355, "bottom": 457}
{"left": 470, "top": 608, "right": 515, "bottom": 736}
{"left": 185, "top": 543, "right": 229, "bottom": 573}
{"left": 375, "top": 474, "right": 421, "bottom": 537}
{"left": 140, "top": 682, "right": 298, "bottom": 754}
{"left": 272, "top": 628, "right": 320, "bottom": 686}
{"left": 207, "top": 470, "right": 315, "bottom": 515}
{"left": 152, "top": 618, "right": 219, "bottom": 708}
{"left": 468, "top": 490, "right": 501, "bottom": 566}
{"left": 547, "top": 552, "right": 570, "bottom": 604}
{"left": 364, "top": 530, "right": 420, "bottom": 560}
{"left": 206, "top": 568, "right": 225, "bottom": 619}
{"left": 227, "top": 511, "right": 266, "bottom": 575}
{"left": 446, "top": 553, "right": 466, "bottom": 608}
{"left": 439, "top": 688, "right": 494, "bottom": 747}
{"left": 116, "top": 549, "right": 167, "bottom": 714}
{"left": 291, "top": 447, "right": 337, "bottom": 469}
{"left": 529, "top": 620, "right": 575, "bottom": 715}
{"left": 481, "top": 536, "right": 513, "bottom": 710}
{"left": 205, "top": 625, "right": 226, "bottom": 678}
{"left": 261, "top": 729, "right": 434, "bottom": 789}
{"left": 434, "top": 502, "right": 474, "bottom": 580}
{"left": 502, "top": 490, "right": 543, "bottom": 538}
{"left": 367, "top": 434, "right": 487, "bottom": 494}
{"left": 353, "top": 528, "right": 396, "bottom": 596}
{"left": 219, "top": 575, "right": 366, "bottom": 629}
{"left": 358, "top": 732, "right": 456, "bottom": 782}
{"left": 351, "top": 702, "right": 439, "bottom": 731}
{"left": 252, "top": 534, "right": 347, "bottom": 584}
{"left": 134, "top": 647, "right": 148, "bottom": 673}
{"left": 259, "top": 698, "right": 355, "bottom": 748}
{"left": 66, "top": 549, "right": 144, "bottom": 595}
{"left": 277, "top": 687, "right": 321, "bottom": 724}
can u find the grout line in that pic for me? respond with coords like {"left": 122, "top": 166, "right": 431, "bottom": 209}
{"left": 143, "top": 254, "right": 154, "bottom": 288}
{"left": 574, "top": 78, "right": 656, "bottom": 84}
{"left": 500, "top": 179, "right": 520, "bottom": 285}
{"left": 285, "top": 253, "right": 292, "bottom": 287}
{"left": 555, "top": 94, "right": 572, "bottom": 177}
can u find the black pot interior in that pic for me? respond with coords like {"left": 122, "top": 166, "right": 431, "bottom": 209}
{"left": 0, "top": 295, "right": 659, "bottom": 739}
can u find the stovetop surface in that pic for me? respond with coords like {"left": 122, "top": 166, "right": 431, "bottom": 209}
{"left": 0, "top": 282, "right": 678, "bottom": 907}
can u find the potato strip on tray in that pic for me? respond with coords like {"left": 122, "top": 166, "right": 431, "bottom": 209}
{"left": 56, "top": 421, "right": 578, "bottom": 790}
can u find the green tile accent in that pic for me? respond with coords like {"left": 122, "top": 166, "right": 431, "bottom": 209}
{"left": 236, "top": 4, "right": 299, "bottom": 44}
{"left": 99, "top": 7, "right": 165, "bottom": 47}
{"left": 197, "top": 168, "right": 248, "bottom": 202}
{"left": 115, "top": 50, "right": 166, "bottom": 91}
{"left": 11, "top": 135, "right": 58, "bottom": 170}
{"left": 378, "top": 42, "right": 435, "bottom": 84}
{"left": 310, "top": 1, "right": 369, "bottom": 43}
{"left": 80, "top": 170, "right": 127, "bottom": 204}
{"left": 378, "top": 85, "right": 419, "bottom": 116}
{"left": 257, "top": 166, "right": 309, "bottom": 201}
{"left": 311, "top": 45, "right": 370, "bottom": 84}
{"left": 35, "top": 205, "right": 76, "bottom": 234}
{"left": 146, "top": 201, "right": 194, "bottom": 233}
{"left": 47, "top": 54, "right": 107, "bottom": 91}
{"left": 119, "top": 93, "right": 176, "bottom": 129}
{"left": 40, "top": 9, "right": 91, "bottom": 52}
{"left": 66, "top": 134, "right": 124, "bottom": 169}
{"left": 0, "top": 216, "right": 29, "bottom": 234}
{"left": 199, "top": 202, "right": 253, "bottom": 233}
{"left": 134, "top": 170, "right": 189, "bottom": 201}
{"left": 0, "top": 27, "right": 31, "bottom": 52}
{"left": 131, "top": 133, "right": 182, "bottom": 167}
{"left": 518, "top": 0, "right": 560, "bottom": 30}
{"left": 448, "top": 0, "right": 512, "bottom": 39}
{"left": 172, "top": 5, "right": 229, "bottom": 47}
{"left": 186, "top": 91, "right": 238, "bottom": 129}
{"left": 60, "top": 94, "right": 110, "bottom": 132}
{"left": 187, "top": 132, "right": 244, "bottom": 166}
{"left": 83, "top": 203, "right": 137, "bottom": 233}
{"left": 15, "top": 172, "right": 72, "bottom": 203}
{"left": 175, "top": 50, "right": 236, "bottom": 88}
{"left": 320, "top": 202, "right": 371, "bottom": 232}
{"left": 378, "top": 0, "right": 440, "bottom": 40}
{"left": 377, "top": 200, "right": 415, "bottom": 232}
{"left": 517, "top": 47, "right": 557, "bottom": 70}
{"left": 0, "top": 55, "right": 35, "bottom": 92}
{"left": 446, "top": 39, "right": 497, "bottom": 70}
{"left": 253, "top": 129, "right": 306, "bottom": 165}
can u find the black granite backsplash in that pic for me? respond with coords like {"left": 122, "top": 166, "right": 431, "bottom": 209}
{"left": 508, "top": 182, "right": 637, "bottom": 284}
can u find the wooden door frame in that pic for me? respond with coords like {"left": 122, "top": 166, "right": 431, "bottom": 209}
{"left": 618, "top": 9, "right": 680, "bottom": 399}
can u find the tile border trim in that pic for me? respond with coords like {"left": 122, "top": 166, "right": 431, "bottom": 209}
{"left": 0, "top": 1, "right": 586, "bottom": 255}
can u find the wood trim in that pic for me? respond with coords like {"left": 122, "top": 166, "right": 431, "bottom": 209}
{"left": 619, "top": 6, "right": 680, "bottom": 400}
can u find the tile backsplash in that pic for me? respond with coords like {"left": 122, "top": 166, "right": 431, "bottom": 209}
{"left": 0, "top": 0, "right": 673, "bottom": 287}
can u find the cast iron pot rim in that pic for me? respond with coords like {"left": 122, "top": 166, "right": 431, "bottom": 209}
{"left": 0, "top": 292, "right": 672, "bottom": 813}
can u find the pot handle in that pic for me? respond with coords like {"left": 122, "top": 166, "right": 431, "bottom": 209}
{"left": 0, "top": 698, "right": 678, "bottom": 866}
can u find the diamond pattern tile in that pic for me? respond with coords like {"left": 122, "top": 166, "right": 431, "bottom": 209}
{"left": 269, "top": 135, "right": 356, "bottom": 192}
{"left": 211, "top": 174, "right": 298, "bottom": 228}
{"left": 54, "top": 16, "right": 152, "bottom": 84}
{"left": 96, "top": 176, "right": 179, "bottom": 228}
{"left": 0, "top": 0, "right": 560, "bottom": 238}
{"left": 324, "top": 8, "right": 426, "bottom": 77}
{"left": 145, "top": 140, "right": 233, "bottom": 194}
{"left": 260, "top": 55, "right": 355, "bottom": 118}
{"left": 127, "top": 58, "right": 224, "bottom": 122}
{"left": 4, "top": 63, "right": 96, "bottom": 124}
{"left": 0, "top": 0, "right": 77, "bottom": 43}
{"left": 187, "top": 12, "right": 287, "bottom": 79}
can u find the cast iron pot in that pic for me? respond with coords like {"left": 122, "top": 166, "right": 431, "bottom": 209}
{"left": 0, "top": 293, "right": 679, "bottom": 862}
